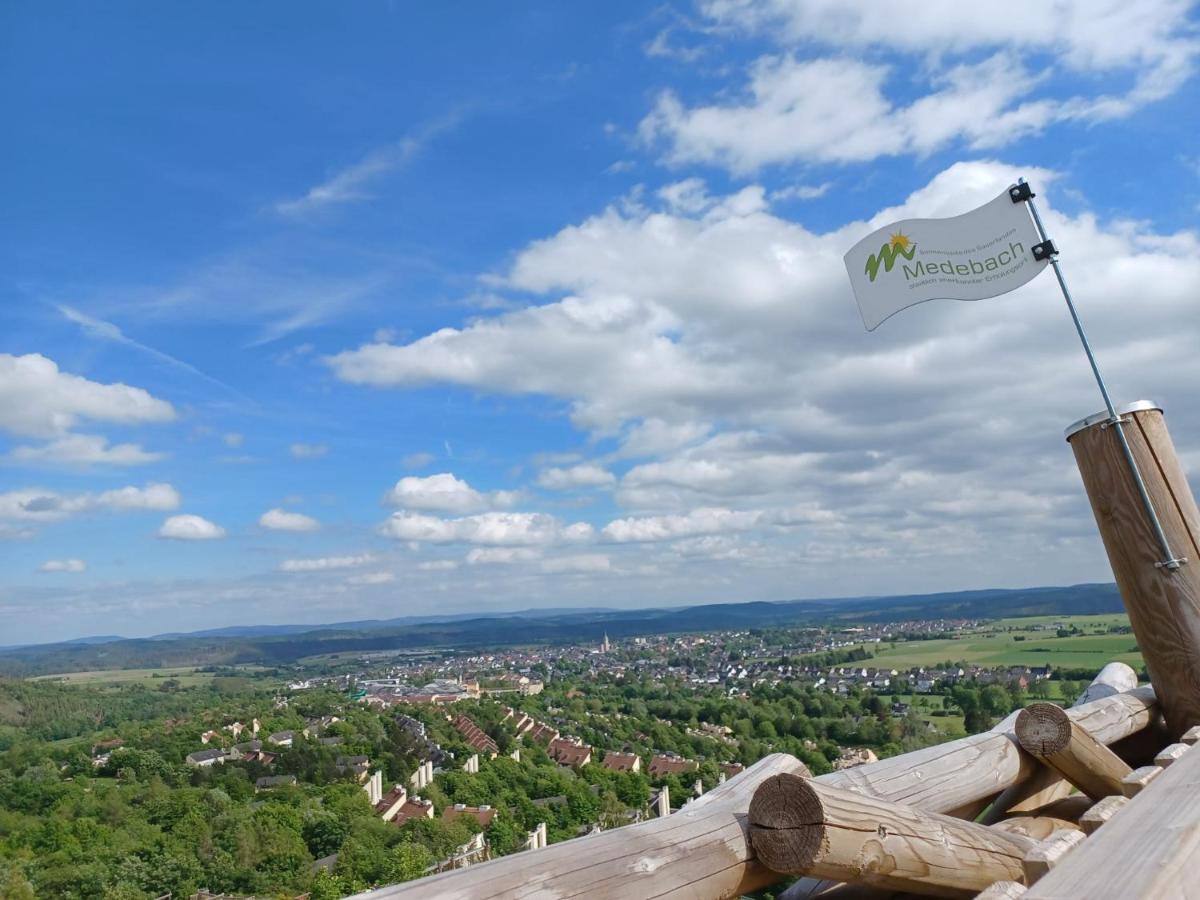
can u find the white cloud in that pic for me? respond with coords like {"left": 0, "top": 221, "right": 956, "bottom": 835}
{"left": 385, "top": 472, "right": 515, "bottom": 513}
{"left": 602, "top": 507, "right": 761, "bottom": 542}
{"left": 466, "top": 547, "right": 542, "bottom": 565}
{"left": 326, "top": 160, "right": 1199, "bottom": 588}
{"left": 382, "top": 510, "right": 594, "bottom": 547}
{"left": 418, "top": 559, "right": 460, "bottom": 572}
{"left": 158, "top": 514, "right": 225, "bottom": 541}
{"left": 223, "top": 432, "right": 244, "bottom": 448}
{"left": 346, "top": 570, "right": 396, "bottom": 585}
{"left": 402, "top": 451, "right": 436, "bottom": 468}
{"left": 0, "top": 483, "right": 181, "bottom": 523}
{"left": 290, "top": 443, "right": 329, "bottom": 459}
{"left": 275, "top": 118, "right": 459, "bottom": 217}
{"left": 540, "top": 553, "right": 612, "bottom": 574}
{"left": 639, "top": 1, "right": 1198, "bottom": 172}
{"left": 6, "top": 433, "right": 164, "bottom": 466}
{"left": 280, "top": 553, "right": 374, "bottom": 572}
{"left": 0, "top": 353, "right": 175, "bottom": 439}
{"left": 537, "top": 464, "right": 616, "bottom": 490}
{"left": 39, "top": 558, "right": 86, "bottom": 573}
{"left": 259, "top": 508, "right": 320, "bottom": 532}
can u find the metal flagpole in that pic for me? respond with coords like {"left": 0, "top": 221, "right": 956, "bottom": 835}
{"left": 1013, "top": 177, "right": 1184, "bottom": 571}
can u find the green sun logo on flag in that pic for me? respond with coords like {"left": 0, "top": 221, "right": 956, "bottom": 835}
{"left": 864, "top": 230, "right": 918, "bottom": 282}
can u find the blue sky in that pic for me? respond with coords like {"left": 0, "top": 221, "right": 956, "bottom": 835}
{"left": 3, "top": 2, "right": 1199, "bottom": 644}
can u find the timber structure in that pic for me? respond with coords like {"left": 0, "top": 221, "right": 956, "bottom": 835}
{"left": 351, "top": 403, "right": 1200, "bottom": 898}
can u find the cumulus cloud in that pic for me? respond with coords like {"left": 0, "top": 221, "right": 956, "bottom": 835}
{"left": 319, "top": 160, "right": 1198, "bottom": 589}
{"left": 540, "top": 553, "right": 612, "bottom": 574}
{"left": 537, "top": 464, "right": 616, "bottom": 489}
{"left": 385, "top": 472, "right": 516, "bottom": 513}
{"left": 640, "top": 0, "right": 1198, "bottom": 172}
{"left": 259, "top": 508, "right": 320, "bottom": 532}
{"left": 39, "top": 558, "right": 86, "bottom": 573}
{"left": 279, "top": 553, "right": 374, "bottom": 572}
{"left": 382, "top": 510, "right": 594, "bottom": 546}
{"left": 0, "top": 353, "right": 176, "bottom": 439}
{"left": 466, "top": 547, "right": 542, "bottom": 565}
{"left": 289, "top": 443, "right": 329, "bottom": 459}
{"left": 158, "top": 514, "right": 226, "bottom": 540}
{"left": 0, "top": 483, "right": 181, "bottom": 523}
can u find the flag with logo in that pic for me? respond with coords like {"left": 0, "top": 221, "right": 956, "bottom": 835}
{"left": 844, "top": 187, "right": 1050, "bottom": 330}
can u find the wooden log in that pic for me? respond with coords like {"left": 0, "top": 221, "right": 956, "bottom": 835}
{"left": 977, "top": 882, "right": 1027, "bottom": 899}
{"left": 1067, "top": 403, "right": 1200, "bottom": 740}
{"left": 1073, "top": 662, "right": 1138, "bottom": 705}
{"left": 1119, "top": 765, "right": 1162, "bottom": 797}
{"left": 1182, "top": 724, "right": 1200, "bottom": 745}
{"left": 748, "top": 774, "right": 1033, "bottom": 898}
{"left": 982, "top": 664, "right": 1141, "bottom": 823}
{"left": 1153, "top": 742, "right": 1190, "bottom": 768}
{"left": 1022, "top": 829, "right": 1086, "bottom": 884}
{"left": 1024, "top": 724, "right": 1200, "bottom": 898}
{"left": 357, "top": 689, "right": 1157, "bottom": 899}
{"left": 1015, "top": 703, "right": 1131, "bottom": 799}
{"left": 1078, "top": 795, "right": 1128, "bottom": 835}
{"left": 1014, "top": 795, "right": 1092, "bottom": 823}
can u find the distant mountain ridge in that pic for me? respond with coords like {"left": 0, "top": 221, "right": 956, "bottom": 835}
{"left": 0, "top": 582, "right": 1123, "bottom": 677}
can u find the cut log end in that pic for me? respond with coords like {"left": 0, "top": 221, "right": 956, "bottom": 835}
{"left": 1016, "top": 704, "right": 1072, "bottom": 756}
{"left": 748, "top": 773, "right": 825, "bottom": 875}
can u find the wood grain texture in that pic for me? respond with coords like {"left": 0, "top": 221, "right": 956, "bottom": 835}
{"left": 1021, "top": 829, "right": 1086, "bottom": 884}
{"left": 355, "top": 689, "right": 1157, "bottom": 899}
{"left": 1078, "top": 795, "right": 1128, "bottom": 835}
{"left": 1120, "top": 765, "right": 1162, "bottom": 798}
{"left": 1015, "top": 703, "right": 1131, "bottom": 799}
{"left": 1068, "top": 407, "right": 1200, "bottom": 739}
{"left": 1025, "top": 727, "right": 1200, "bottom": 899}
{"left": 748, "top": 774, "right": 1033, "bottom": 898}
{"left": 990, "top": 816, "right": 1081, "bottom": 841}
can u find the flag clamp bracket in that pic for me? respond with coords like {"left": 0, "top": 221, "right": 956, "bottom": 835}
{"left": 1009, "top": 183, "right": 1035, "bottom": 203}
{"left": 1031, "top": 240, "right": 1057, "bottom": 261}
{"left": 1018, "top": 176, "right": 1185, "bottom": 574}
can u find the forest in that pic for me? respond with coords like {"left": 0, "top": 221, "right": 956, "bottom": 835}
{"left": 0, "top": 664, "right": 1044, "bottom": 898}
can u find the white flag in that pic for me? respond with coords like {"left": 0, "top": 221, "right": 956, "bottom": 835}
{"left": 844, "top": 186, "right": 1049, "bottom": 331}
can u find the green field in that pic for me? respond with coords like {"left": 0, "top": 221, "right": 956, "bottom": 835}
{"left": 823, "top": 614, "right": 1143, "bottom": 672}
{"left": 28, "top": 665, "right": 265, "bottom": 686}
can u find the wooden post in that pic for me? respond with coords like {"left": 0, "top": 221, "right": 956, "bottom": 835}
{"left": 1078, "top": 795, "right": 1128, "bottom": 834}
{"left": 748, "top": 774, "right": 1033, "bottom": 897}
{"left": 1067, "top": 403, "right": 1200, "bottom": 739}
{"left": 1024, "top": 726, "right": 1200, "bottom": 898}
{"left": 1015, "top": 703, "right": 1131, "bottom": 799}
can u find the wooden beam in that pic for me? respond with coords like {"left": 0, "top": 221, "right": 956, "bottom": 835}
{"left": 748, "top": 773, "right": 1033, "bottom": 898}
{"left": 1022, "top": 830, "right": 1086, "bottom": 885}
{"left": 983, "top": 664, "right": 1137, "bottom": 824}
{"left": 1024, "top": 723, "right": 1200, "bottom": 898}
{"left": 1182, "top": 724, "right": 1200, "bottom": 745}
{"left": 1016, "top": 703, "right": 1132, "bottom": 799}
{"left": 1120, "top": 765, "right": 1163, "bottom": 798}
{"left": 1078, "top": 795, "right": 1128, "bottom": 835}
{"left": 1067, "top": 404, "right": 1200, "bottom": 740}
{"left": 1153, "top": 742, "right": 1190, "bottom": 768}
{"left": 991, "top": 816, "right": 1082, "bottom": 841}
